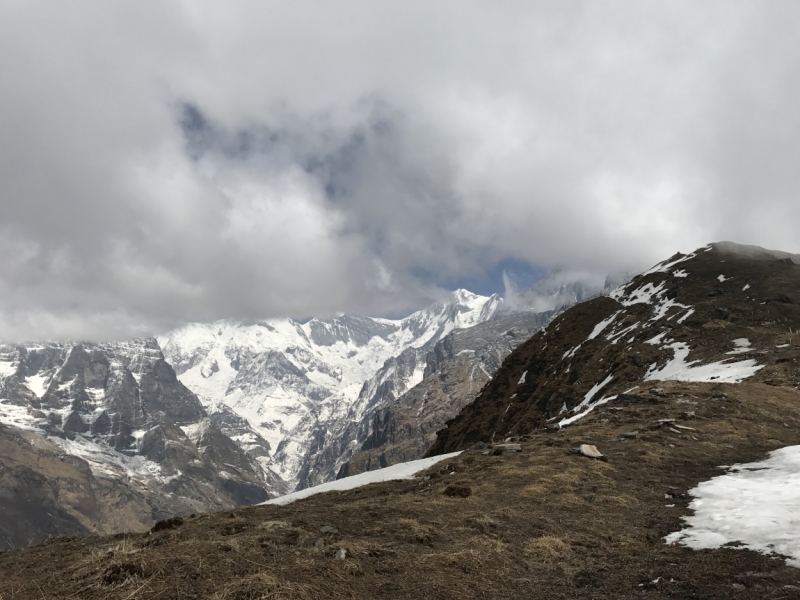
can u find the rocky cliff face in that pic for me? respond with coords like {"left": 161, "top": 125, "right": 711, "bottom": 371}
{"left": 0, "top": 339, "right": 268, "bottom": 550}
{"left": 337, "top": 311, "right": 553, "bottom": 477}
{"left": 331, "top": 270, "right": 626, "bottom": 479}
{"left": 428, "top": 242, "right": 800, "bottom": 454}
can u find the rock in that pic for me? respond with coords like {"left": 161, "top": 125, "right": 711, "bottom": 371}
{"left": 492, "top": 443, "right": 521, "bottom": 452}
{"left": 616, "top": 431, "right": 638, "bottom": 441}
{"left": 151, "top": 516, "right": 184, "bottom": 533}
{"left": 336, "top": 548, "right": 347, "bottom": 560}
{"left": 681, "top": 411, "right": 696, "bottom": 419}
{"left": 768, "top": 293, "right": 794, "bottom": 304}
{"left": 319, "top": 525, "right": 337, "bottom": 534}
{"left": 314, "top": 538, "right": 325, "bottom": 549}
{"left": 649, "top": 387, "right": 665, "bottom": 396}
{"left": 443, "top": 485, "right": 472, "bottom": 498}
{"left": 492, "top": 443, "right": 522, "bottom": 455}
{"left": 577, "top": 444, "right": 607, "bottom": 461}
{"left": 469, "top": 441, "right": 487, "bottom": 450}
{"left": 260, "top": 540, "right": 278, "bottom": 554}
{"left": 712, "top": 307, "right": 731, "bottom": 320}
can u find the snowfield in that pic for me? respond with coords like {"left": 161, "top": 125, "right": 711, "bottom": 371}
{"left": 262, "top": 452, "right": 462, "bottom": 506}
{"left": 666, "top": 445, "right": 800, "bottom": 567}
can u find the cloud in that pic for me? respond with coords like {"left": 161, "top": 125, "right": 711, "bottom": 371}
{"left": 1, "top": 1, "right": 799, "bottom": 340}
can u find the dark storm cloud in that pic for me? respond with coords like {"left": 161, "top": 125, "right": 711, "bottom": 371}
{"left": 1, "top": 1, "right": 799, "bottom": 340}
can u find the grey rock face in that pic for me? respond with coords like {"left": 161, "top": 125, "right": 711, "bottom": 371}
{"left": 306, "top": 315, "right": 399, "bottom": 347}
{"left": 337, "top": 311, "right": 552, "bottom": 478}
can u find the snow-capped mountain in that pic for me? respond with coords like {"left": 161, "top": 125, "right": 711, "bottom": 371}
{"left": 158, "top": 290, "right": 503, "bottom": 492}
{"left": 337, "top": 310, "right": 553, "bottom": 479}
{"left": 0, "top": 339, "right": 269, "bottom": 546}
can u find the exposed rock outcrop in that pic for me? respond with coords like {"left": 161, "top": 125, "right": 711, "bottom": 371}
{"left": 428, "top": 242, "right": 800, "bottom": 454}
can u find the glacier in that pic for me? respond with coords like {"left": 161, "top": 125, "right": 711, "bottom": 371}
{"left": 158, "top": 290, "right": 503, "bottom": 493}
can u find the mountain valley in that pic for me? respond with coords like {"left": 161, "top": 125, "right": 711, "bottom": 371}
{"left": 0, "top": 276, "right": 606, "bottom": 549}
{"left": 5, "top": 242, "right": 800, "bottom": 598}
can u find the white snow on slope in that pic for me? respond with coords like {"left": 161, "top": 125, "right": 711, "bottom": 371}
{"left": 0, "top": 402, "right": 42, "bottom": 432}
{"left": 158, "top": 290, "right": 501, "bottom": 489}
{"left": 51, "top": 433, "right": 174, "bottom": 482}
{"left": 726, "top": 338, "right": 751, "bottom": 355}
{"left": 262, "top": 452, "right": 462, "bottom": 506}
{"left": 559, "top": 394, "right": 618, "bottom": 427}
{"left": 645, "top": 342, "right": 763, "bottom": 383}
{"left": 588, "top": 311, "right": 620, "bottom": 341}
{"left": 643, "top": 248, "right": 706, "bottom": 275}
{"left": 666, "top": 446, "right": 800, "bottom": 567}
{"left": 0, "top": 359, "right": 17, "bottom": 377}
{"left": 610, "top": 281, "right": 666, "bottom": 306}
{"left": 557, "top": 375, "right": 614, "bottom": 428}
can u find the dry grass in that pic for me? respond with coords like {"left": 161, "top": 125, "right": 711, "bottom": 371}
{"left": 396, "top": 518, "right": 436, "bottom": 544}
{"left": 524, "top": 536, "right": 568, "bottom": 562}
{"left": 210, "top": 573, "right": 317, "bottom": 600}
{"left": 597, "top": 493, "right": 640, "bottom": 506}
{"left": 6, "top": 381, "right": 800, "bottom": 598}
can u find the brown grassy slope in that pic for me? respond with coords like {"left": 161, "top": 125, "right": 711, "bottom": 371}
{"left": 428, "top": 242, "right": 800, "bottom": 454}
{"left": 3, "top": 379, "right": 800, "bottom": 598}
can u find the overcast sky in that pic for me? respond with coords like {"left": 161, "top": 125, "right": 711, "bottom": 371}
{"left": 1, "top": 1, "right": 799, "bottom": 340}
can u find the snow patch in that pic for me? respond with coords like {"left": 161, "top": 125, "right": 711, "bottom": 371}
{"left": 612, "top": 281, "right": 667, "bottom": 306}
{"left": 0, "top": 401, "right": 43, "bottom": 432}
{"left": 643, "top": 249, "right": 705, "bottom": 275}
{"left": 672, "top": 269, "right": 688, "bottom": 278}
{"left": 718, "top": 274, "right": 729, "bottom": 282}
{"left": 0, "top": 360, "right": 17, "bottom": 377}
{"left": 588, "top": 311, "right": 621, "bottom": 341}
{"left": 518, "top": 371, "right": 527, "bottom": 385}
{"left": 646, "top": 332, "right": 668, "bottom": 346}
{"left": 262, "top": 452, "right": 462, "bottom": 506}
{"left": 726, "top": 338, "right": 751, "bottom": 355}
{"left": 558, "top": 374, "right": 615, "bottom": 427}
{"left": 25, "top": 373, "right": 51, "bottom": 398}
{"left": 645, "top": 342, "right": 763, "bottom": 383}
{"left": 559, "top": 394, "right": 618, "bottom": 427}
{"left": 583, "top": 375, "right": 614, "bottom": 405}
{"left": 666, "top": 446, "right": 800, "bottom": 567}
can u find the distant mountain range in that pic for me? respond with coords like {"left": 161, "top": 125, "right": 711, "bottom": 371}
{"left": 0, "top": 271, "right": 612, "bottom": 548}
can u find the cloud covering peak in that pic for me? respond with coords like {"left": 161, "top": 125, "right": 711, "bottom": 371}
{"left": 1, "top": 1, "right": 799, "bottom": 340}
